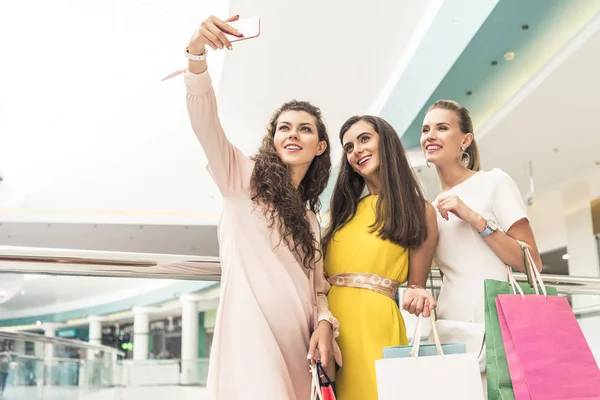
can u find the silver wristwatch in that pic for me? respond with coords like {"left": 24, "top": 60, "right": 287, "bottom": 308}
{"left": 480, "top": 219, "right": 498, "bottom": 237}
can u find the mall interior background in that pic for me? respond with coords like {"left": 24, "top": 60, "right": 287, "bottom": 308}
{"left": 1, "top": 0, "right": 600, "bottom": 398}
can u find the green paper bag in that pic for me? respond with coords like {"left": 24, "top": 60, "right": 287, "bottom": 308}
{"left": 484, "top": 278, "right": 558, "bottom": 400}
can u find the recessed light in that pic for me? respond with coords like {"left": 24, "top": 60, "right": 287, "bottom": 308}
{"left": 491, "top": 61, "right": 498, "bottom": 66}
{"left": 595, "top": 161, "right": 600, "bottom": 166}
{"left": 504, "top": 51, "right": 516, "bottom": 61}
{"left": 466, "top": 90, "right": 472, "bottom": 96}
{"left": 522, "top": 24, "right": 529, "bottom": 30}
{"left": 562, "top": 254, "right": 570, "bottom": 260}
{"left": 20, "top": 290, "right": 25, "bottom": 295}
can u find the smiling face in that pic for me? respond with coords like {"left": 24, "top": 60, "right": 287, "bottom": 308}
{"left": 342, "top": 120, "right": 381, "bottom": 180}
{"left": 421, "top": 108, "right": 473, "bottom": 168}
{"left": 272, "top": 110, "right": 327, "bottom": 168}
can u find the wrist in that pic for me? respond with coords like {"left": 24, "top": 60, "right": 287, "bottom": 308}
{"left": 472, "top": 213, "right": 487, "bottom": 233}
{"left": 187, "top": 44, "right": 206, "bottom": 55}
{"left": 317, "top": 320, "right": 332, "bottom": 330}
{"left": 406, "top": 284, "right": 425, "bottom": 290}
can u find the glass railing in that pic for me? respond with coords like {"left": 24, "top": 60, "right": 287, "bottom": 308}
{"left": 0, "top": 329, "right": 123, "bottom": 398}
{"left": 1, "top": 244, "right": 599, "bottom": 391}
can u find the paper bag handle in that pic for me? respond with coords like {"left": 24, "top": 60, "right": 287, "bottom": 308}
{"left": 410, "top": 315, "right": 444, "bottom": 359}
{"left": 516, "top": 240, "right": 548, "bottom": 298}
{"left": 310, "top": 361, "right": 323, "bottom": 400}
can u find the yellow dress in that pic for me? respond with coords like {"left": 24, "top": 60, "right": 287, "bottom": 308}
{"left": 324, "top": 195, "right": 409, "bottom": 400}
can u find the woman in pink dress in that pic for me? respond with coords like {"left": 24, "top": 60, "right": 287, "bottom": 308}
{"left": 179, "top": 14, "right": 341, "bottom": 400}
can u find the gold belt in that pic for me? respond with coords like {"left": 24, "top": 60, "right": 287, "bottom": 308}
{"left": 328, "top": 272, "right": 401, "bottom": 300}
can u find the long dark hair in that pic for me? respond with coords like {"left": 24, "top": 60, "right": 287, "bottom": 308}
{"left": 427, "top": 100, "right": 481, "bottom": 171}
{"left": 322, "top": 115, "right": 427, "bottom": 251}
{"left": 251, "top": 100, "right": 331, "bottom": 269}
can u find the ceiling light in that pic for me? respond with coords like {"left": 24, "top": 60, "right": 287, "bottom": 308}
{"left": 20, "top": 290, "right": 25, "bottom": 295}
{"left": 504, "top": 51, "right": 516, "bottom": 61}
{"left": 562, "top": 254, "right": 570, "bottom": 260}
{"left": 466, "top": 90, "right": 472, "bottom": 96}
{"left": 491, "top": 61, "right": 498, "bottom": 66}
{"left": 36, "top": 321, "right": 42, "bottom": 326}
{"left": 522, "top": 24, "right": 529, "bottom": 30}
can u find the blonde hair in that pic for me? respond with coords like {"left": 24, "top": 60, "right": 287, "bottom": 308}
{"left": 427, "top": 100, "right": 481, "bottom": 171}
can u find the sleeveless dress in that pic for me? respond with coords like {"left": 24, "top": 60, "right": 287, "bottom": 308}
{"left": 324, "top": 195, "right": 409, "bottom": 400}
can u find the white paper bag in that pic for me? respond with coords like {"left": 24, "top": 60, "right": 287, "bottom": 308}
{"left": 375, "top": 315, "right": 484, "bottom": 400}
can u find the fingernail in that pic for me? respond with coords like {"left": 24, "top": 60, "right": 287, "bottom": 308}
{"left": 228, "top": 46, "right": 233, "bottom": 50}
{"left": 307, "top": 354, "right": 312, "bottom": 359}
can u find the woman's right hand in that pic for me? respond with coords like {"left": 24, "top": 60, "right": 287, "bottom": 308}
{"left": 188, "top": 15, "right": 243, "bottom": 54}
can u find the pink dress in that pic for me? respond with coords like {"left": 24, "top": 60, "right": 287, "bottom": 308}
{"left": 184, "top": 70, "right": 340, "bottom": 399}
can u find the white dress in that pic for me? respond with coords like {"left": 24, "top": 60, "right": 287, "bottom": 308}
{"left": 433, "top": 168, "right": 528, "bottom": 325}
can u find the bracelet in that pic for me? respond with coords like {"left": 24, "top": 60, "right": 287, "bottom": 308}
{"left": 184, "top": 47, "right": 207, "bottom": 61}
{"left": 408, "top": 285, "right": 425, "bottom": 290}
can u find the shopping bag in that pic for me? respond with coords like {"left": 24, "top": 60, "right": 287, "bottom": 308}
{"left": 497, "top": 248, "right": 600, "bottom": 399}
{"left": 310, "top": 362, "right": 323, "bottom": 400}
{"left": 485, "top": 271, "right": 558, "bottom": 400}
{"left": 317, "top": 362, "right": 336, "bottom": 400}
{"left": 383, "top": 342, "right": 466, "bottom": 358}
{"left": 310, "top": 361, "right": 336, "bottom": 400}
{"left": 375, "top": 315, "right": 484, "bottom": 400}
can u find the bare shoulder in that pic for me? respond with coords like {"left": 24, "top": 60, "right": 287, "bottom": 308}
{"left": 424, "top": 201, "right": 438, "bottom": 228}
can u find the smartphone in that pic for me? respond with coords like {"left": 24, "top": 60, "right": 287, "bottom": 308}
{"left": 224, "top": 16, "right": 261, "bottom": 43}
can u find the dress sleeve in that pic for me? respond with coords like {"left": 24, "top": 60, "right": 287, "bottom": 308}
{"left": 184, "top": 70, "right": 253, "bottom": 197}
{"left": 309, "top": 213, "right": 342, "bottom": 366}
{"left": 490, "top": 168, "right": 528, "bottom": 232}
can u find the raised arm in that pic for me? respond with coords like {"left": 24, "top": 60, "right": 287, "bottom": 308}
{"left": 185, "top": 15, "right": 251, "bottom": 196}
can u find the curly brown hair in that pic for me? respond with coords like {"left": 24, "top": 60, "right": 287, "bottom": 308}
{"left": 250, "top": 100, "right": 331, "bottom": 269}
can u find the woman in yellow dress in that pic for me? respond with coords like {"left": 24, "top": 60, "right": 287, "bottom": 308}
{"left": 323, "top": 115, "right": 438, "bottom": 399}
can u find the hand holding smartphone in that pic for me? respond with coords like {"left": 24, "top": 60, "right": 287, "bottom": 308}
{"left": 224, "top": 16, "right": 261, "bottom": 43}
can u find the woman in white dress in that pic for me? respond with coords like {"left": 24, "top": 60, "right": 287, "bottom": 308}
{"left": 420, "top": 100, "right": 543, "bottom": 391}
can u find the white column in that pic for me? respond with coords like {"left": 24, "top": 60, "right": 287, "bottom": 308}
{"left": 42, "top": 322, "right": 59, "bottom": 361}
{"left": 42, "top": 322, "right": 60, "bottom": 386}
{"left": 180, "top": 294, "right": 203, "bottom": 385}
{"left": 87, "top": 316, "right": 105, "bottom": 360}
{"left": 132, "top": 307, "right": 153, "bottom": 361}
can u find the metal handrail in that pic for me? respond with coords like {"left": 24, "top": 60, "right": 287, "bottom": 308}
{"left": 425, "top": 269, "right": 600, "bottom": 295}
{"left": 0, "top": 245, "right": 221, "bottom": 280}
{"left": 3, "top": 246, "right": 600, "bottom": 294}
{"left": 0, "top": 330, "right": 124, "bottom": 356}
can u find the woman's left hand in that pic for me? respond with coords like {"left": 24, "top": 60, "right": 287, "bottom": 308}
{"left": 308, "top": 320, "right": 333, "bottom": 369}
{"left": 402, "top": 287, "right": 436, "bottom": 318}
{"left": 436, "top": 194, "right": 484, "bottom": 231}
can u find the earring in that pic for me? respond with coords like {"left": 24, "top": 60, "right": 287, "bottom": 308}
{"left": 426, "top": 160, "right": 431, "bottom": 168}
{"left": 457, "top": 146, "right": 470, "bottom": 168}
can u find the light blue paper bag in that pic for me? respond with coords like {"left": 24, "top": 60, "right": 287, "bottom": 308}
{"left": 383, "top": 342, "right": 466, "bottom": 358}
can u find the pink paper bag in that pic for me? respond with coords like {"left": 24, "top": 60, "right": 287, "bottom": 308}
{"left": 496, "top": 297, "right": 530, "bottom": 399}
{"left": 497, "top": 294, "right": 600, "bottom": 399}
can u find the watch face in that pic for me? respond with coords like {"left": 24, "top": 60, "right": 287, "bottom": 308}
{"left": 488, "top": 220, "right": 498, "bottom": 231}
